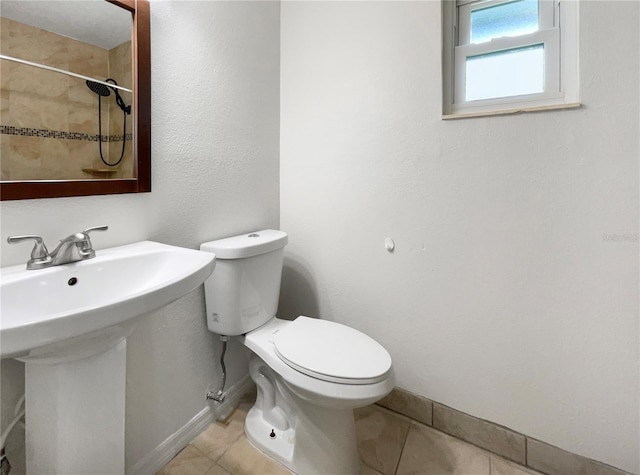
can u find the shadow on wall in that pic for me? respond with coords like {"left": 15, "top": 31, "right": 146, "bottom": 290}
{"left": 278, "top": 256, "right": 319, "bottom": 321}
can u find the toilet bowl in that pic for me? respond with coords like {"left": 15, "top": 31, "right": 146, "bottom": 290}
{"left": 201, "top": 230, "right": 394, "bottom": 474}
{"left": 242, "top": 317, "right": 393, "bottom": 474}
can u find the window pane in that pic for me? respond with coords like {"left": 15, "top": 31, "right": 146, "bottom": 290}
{"left": 465, "top": 44, "right": 544, "bottom": 101}
{"left": 471, "top": 0, "right": 539, "bottom": 44}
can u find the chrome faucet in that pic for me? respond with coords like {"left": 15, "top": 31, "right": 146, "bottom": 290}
{"left": 7, "top": 225, "right": 108, "bottom": 270}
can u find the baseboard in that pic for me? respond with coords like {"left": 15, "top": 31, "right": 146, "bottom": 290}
{"left": 127, "top": 375, "right": 254, "bottom": 475}
{"left": 377, "top": 387, "right": 635, "bottom": 475}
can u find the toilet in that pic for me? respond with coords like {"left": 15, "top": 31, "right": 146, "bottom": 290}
{"left": 201, "top": 230, "right": 394, "bottom": 475}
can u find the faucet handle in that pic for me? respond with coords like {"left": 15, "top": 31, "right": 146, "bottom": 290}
{"left": 7, "top": 235, "right": 52, "bottom": 269}
{"left": 78, "top": 225, "right": 108, "bottom": 258}
{"left": 83, "top": 225, "right": 109, "bottom": 235}
{"left": 7, "top": 235, "right": 49, "bottom": 258}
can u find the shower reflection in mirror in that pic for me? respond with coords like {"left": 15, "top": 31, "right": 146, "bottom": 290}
{"left": 0, "top": 1, "right": 133, "bottom": 181}
{"left": 86, "top": 79, "right": 132, "bottom": 168}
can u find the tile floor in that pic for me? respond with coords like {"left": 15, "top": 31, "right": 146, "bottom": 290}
{"left": 157, "top": 400, "right": 544, "bottom": 475}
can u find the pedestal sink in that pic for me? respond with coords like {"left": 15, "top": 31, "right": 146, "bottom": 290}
{"left": 0, "top": 241, "right": 216, "bottom": 474}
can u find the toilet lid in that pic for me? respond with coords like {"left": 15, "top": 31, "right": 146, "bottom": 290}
{"left": 272, "top": 316, "right": 392, "bottom": 385}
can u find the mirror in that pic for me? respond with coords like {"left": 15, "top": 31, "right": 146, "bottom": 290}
{"left": 0, "top": 0, "right": 150, "bottom": 200}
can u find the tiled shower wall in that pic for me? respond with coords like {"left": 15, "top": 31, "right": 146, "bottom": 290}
{"left": 0, "top": 17, "right": 132, "bottom": 180}
{"left": 107, "top": 40, "right": 133, "bottom": 177}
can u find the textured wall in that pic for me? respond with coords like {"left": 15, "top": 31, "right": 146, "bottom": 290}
{"left": 280, "top": 1, "right": 639, "bottom": 473}
{"left": 0, "top": 0, "right": 280, "bottom": 470}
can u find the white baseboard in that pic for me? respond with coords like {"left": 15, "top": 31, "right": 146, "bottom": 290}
{"left": 127, "top": 375, "right": 254, "bottom": 475}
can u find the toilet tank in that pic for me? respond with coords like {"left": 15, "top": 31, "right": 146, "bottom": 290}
{"left": 200, "top": 230, "right": 288, "bottom": 336}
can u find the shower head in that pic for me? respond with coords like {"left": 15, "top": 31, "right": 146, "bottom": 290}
{"left": 86, "top": 80, "right": 111, "bottom": 97}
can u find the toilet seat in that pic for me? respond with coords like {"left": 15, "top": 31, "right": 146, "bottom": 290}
{"left": 272, "top": 316, "right": 392, "bottom": 385}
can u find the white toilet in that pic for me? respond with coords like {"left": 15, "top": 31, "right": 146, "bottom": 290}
{"left": 201, "top": 230, "right": 394, "bottom": 475}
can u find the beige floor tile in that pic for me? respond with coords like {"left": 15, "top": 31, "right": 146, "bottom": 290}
{"left": 491, "top": 456, "right": 545, "bottom": 475}
{"left": 360, "top": 462, "right": 386, "bottom": 475}
{"left": 205, "top": 463, "right": 232, "bottom": 475}
{"left": 355, "top": 405, "right": 411, "bottom": 475}
{"left": 192, "top": 402, "right": 250, "bottom": 460}
{"left": 155, "top": 444, "right": 215, "bottom": 475}
{"left": 217, "top": 436, "right": 292, "bottom": 475}
{"left": 396, "top": 424, "right": 491, "bottom": 475}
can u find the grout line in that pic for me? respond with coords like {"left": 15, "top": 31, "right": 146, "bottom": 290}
{"left": 374, "top": 403, "right": 422, "bottom": 425}
{"left": 215, "top": 431, "right": 245, "bottom": 463}
{"left": 393, "top": 420, "right": 413, "bottom": 475}
{"left": 429, "top": 400, "right": 434, "bottom": 427}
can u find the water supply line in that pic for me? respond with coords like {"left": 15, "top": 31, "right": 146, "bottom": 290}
{"left": 206, "top": 335, "right": 229, "bottom": 403}
{"left": 1, "top": 394, "right": 26, "bottom": 475}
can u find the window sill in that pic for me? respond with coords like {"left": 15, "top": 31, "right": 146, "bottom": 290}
{"left": 442, "top": 102, "right": 581, "bottom": 120}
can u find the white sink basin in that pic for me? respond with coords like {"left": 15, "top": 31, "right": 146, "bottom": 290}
{"left": 1, "top": 240, "right": 215, "bottom": 474}
{"left": 0, "top": 240, "right": 215, "bottom": 361}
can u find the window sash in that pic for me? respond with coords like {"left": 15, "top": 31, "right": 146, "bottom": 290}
{"left": 454, "top": 28, "right": 560, "bottom": 107}
{"left": 457, "top": 0, "right": 556, "bottom": 46}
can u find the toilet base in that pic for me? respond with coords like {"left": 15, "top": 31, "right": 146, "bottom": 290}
{"left": 246, "top": 355, "right": 361, "bottom": 475}
{"left": 245, "top": 406, "right": 295, "bottom": 467}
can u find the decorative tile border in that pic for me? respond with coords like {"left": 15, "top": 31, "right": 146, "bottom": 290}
{"left": 376, "top": 387, "right": 635, "bottom": 475}
{"left": 0, "top": 125, "right": 132, "bottom": 142}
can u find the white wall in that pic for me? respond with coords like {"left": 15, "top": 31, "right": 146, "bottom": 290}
{"left": 280, "top": 1, "right": 639, "bottom": 473}
{"left": 2, "top": 1, "right": 638, "bottom": 473}
{"left": 0, "top": 0, "right": 280, "bottom": 470}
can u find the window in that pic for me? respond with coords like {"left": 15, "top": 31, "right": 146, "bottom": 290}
{"left": 442, "top": 0, "right": 579, "bottom": 118}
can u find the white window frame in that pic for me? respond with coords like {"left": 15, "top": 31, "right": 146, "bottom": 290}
{"left": 442, "top": 0, "right": 579, "bottom": 118}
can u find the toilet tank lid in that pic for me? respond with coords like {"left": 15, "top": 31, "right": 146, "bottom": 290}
{"left": 200, "top": 230, "right": 288, "bottom": 259}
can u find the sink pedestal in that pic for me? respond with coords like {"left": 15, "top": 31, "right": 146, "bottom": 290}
{"left": 24, "top": 340, "right": 127, "bottom": 474}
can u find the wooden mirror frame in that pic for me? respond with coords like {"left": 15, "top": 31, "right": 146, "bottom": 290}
{"left": 1, "top": 0, "right": 151, "bottom": 201}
